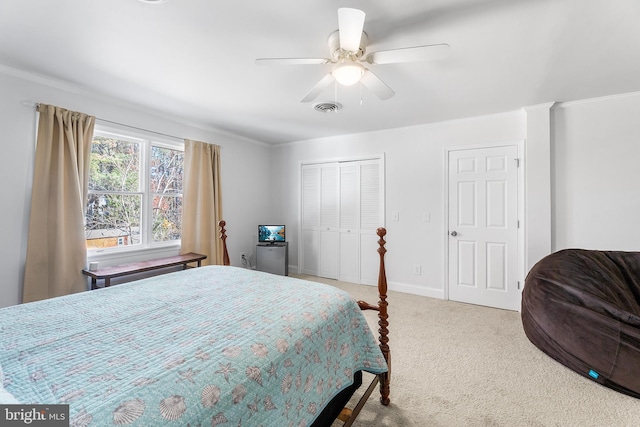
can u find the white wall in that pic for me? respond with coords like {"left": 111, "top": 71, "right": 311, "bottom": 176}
{"left": 552, "top": 92, "right": 640, "bottom": 251}
{"left": 0, "top": 69, "right": 273, "bottom": 308}
{"left": 272, "top": 90, "right": 640, "bottom": 300}
{"left": 523, "top": 103, "right": 554, "bottom": 272}
{"left": 273, "top": 111, "right": 527, "bottom": 298}
{"left": 3, "top": 63, "right": 639, "bottom": 308}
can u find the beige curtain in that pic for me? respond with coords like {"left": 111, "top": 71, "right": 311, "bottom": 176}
{"left": 23, "top": 104, "right": 95, "bottom": 303}
{"left": 181, "top": 139, "right": 223, "bottom": 265}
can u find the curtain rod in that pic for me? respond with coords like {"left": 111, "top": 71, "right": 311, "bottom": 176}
{"left": 95, "top": 117, "right": 184, "bottom": 142}
{"left": 29, "top": 101, "right": 184, "bottom": 142}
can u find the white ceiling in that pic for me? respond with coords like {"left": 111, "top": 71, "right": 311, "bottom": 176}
{"left": 1, "top": 0, "right": 639, "bottom": 144}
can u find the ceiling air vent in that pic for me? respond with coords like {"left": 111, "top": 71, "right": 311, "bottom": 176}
{"left": 313, "top": 102, "right": 342, "bottom": 113}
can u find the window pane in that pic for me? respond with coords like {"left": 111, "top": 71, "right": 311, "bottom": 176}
{"left": 150, "top": 146, "right": 183, "bottom": 194}
{"left": 86, "top": 194, "right": 141, "bottom": 248}
{"left": 89, "top": 136, "right": 140, "bottom": 192}
{"left": 152, "top": 195, "right": 182, "bottom": 242}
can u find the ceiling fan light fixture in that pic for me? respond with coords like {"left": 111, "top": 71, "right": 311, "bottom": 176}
{"left": 332, "top": 62, "right": 364, "bottom": 86}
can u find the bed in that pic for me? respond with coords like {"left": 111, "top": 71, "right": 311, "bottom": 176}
{"left": 0, "top": 221, "right": 390, "bottom": 426}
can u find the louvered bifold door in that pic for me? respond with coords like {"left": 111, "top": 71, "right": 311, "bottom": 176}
{"left": 339, "top": 164, "right": 359, "bottom": 283}
{"left": 319, "top": 164, "right": 339, "bottom": 279}
{"left": 360, "top": 160, "right": 384, "bottom": 285}
{"left": 300, "top": 158, "right": 384, "bottom": 283}
{"left": 301, "top": 165, "right": 320, "bottom": 275}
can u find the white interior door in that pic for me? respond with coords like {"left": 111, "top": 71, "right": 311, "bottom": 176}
{"left": 448, "top": 145, "right": 520, "bottom": 311}
{"left": 300, "top": 157, "right": 384, "bottom": 283}
{"left": 339, "top": 164, "right": 359, "bottom": 283}
{"left": 301, "top": 165, "right": 320, "bottom": 275}
{"left": 359, "top": 160, "right": 384, "bottom": 285}
{"left": 319, "top": 164, "right": 338, "bottom": 279}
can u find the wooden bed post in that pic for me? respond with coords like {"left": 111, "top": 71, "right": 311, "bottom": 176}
{"left": 218, "top": 220, "right": 231, "bottom": 266}
{"left": 376, "top": 227, "right": 390, "bottom": 406}
{"left": 355, "top": 227, "right": 391, "bottom": 408}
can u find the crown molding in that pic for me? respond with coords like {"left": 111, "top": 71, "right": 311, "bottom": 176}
{"left": 0, "top": 62, "right": 267, "bottom": 147}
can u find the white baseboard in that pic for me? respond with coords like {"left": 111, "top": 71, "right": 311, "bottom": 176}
{"left": 388, "top": 281, "right": 445, "bottom": 300}
{"left": 290, "top": 271, "right": 447, "bottom": 300}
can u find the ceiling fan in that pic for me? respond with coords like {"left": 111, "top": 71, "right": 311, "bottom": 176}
{"left": 255, "top": 8, "right": 450, "bottom": 103}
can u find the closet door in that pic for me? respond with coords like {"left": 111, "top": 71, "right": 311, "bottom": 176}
{"left": 339, "top": 164, "right": 359, "bottom": 283}
{"left": 360, "top": 160, "right": 384, "bottom": 285}
{"left": 300, "top": 157, "right": 384, "bottom": 283}
{"left": 318, "top": 164, "right": 339, "bottom": 279}
{"left": 301, "top": 165, "right": 320, "bottom": 275}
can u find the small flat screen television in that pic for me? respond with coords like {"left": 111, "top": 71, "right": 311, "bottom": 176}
{"left": 258, "top": 225, "right": 286, "bottom": 243}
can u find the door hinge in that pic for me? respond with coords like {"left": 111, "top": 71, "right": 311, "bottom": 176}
{"left": 515, "top": 158, "right": 520, "bottom": 168}
{"left": 517, "top": 281, "right": 521, "bottom": 290}
{"left": 517, "top": 220, "right": 520, "bottom": 228}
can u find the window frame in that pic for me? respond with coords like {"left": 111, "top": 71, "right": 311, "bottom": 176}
{"left": 86, "top": 124, "right": 184, "bottom": 255}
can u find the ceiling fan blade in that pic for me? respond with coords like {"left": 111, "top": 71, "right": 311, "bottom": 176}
{"left": 360, "top": 70, "right": 395, "bottom": 100}
{"left": 338, "top": 8, "right": 365, "bottom": 52}
{"left": 300, "top": 73, "right": 335, "bottom": 103}
{"left": 255, "top": 58, "right": 331, "bottom": 66}
{"left": 365, "top": 43, "right": 450, "bottom": 64}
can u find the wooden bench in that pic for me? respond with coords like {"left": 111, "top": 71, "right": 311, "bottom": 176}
{"left": 82, "top": 252, "right": 207, "bottom": 290}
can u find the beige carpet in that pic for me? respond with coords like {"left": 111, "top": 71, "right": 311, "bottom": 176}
{"left": 292, "top": 274, "right": 640, "bottom": 427}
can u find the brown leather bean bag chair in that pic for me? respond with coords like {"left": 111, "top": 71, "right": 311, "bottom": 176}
{"left": 522, "top": 249, "right": 640, "bottom": 398}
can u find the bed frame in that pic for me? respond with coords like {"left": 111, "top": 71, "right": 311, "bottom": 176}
{"left": 218, "top": 220, "right": 390, "bottom": 425}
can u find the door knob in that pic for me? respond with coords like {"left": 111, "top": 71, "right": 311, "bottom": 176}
{"left": 450, "top": 231, "right": 458, "bottom": 236}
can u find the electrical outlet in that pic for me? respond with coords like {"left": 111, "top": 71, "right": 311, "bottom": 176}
{"left": 414, "top": 264, "right": 422, "bottom": 275}
{"left": 240, "top": 252, "right": 250, "bottom": 269}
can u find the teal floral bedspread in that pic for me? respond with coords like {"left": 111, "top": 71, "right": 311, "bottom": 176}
{"left": 0, "top": 266, "right": 387, "bottom": 426}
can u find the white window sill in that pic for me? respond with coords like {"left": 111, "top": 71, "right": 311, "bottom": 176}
{"left": 87, "top": 244, "right": 181, "bottom": 267}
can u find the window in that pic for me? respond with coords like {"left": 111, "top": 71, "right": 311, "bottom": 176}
{"left": 85, "top": 130, "right": 184, "bottom": 251}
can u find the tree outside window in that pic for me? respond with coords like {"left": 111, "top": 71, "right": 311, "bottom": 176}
{"left": 150, "top": 145, "right": 183, "bottom": 242}
{"left": 85, "top": 133, "right": 183, "bottom": 250}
